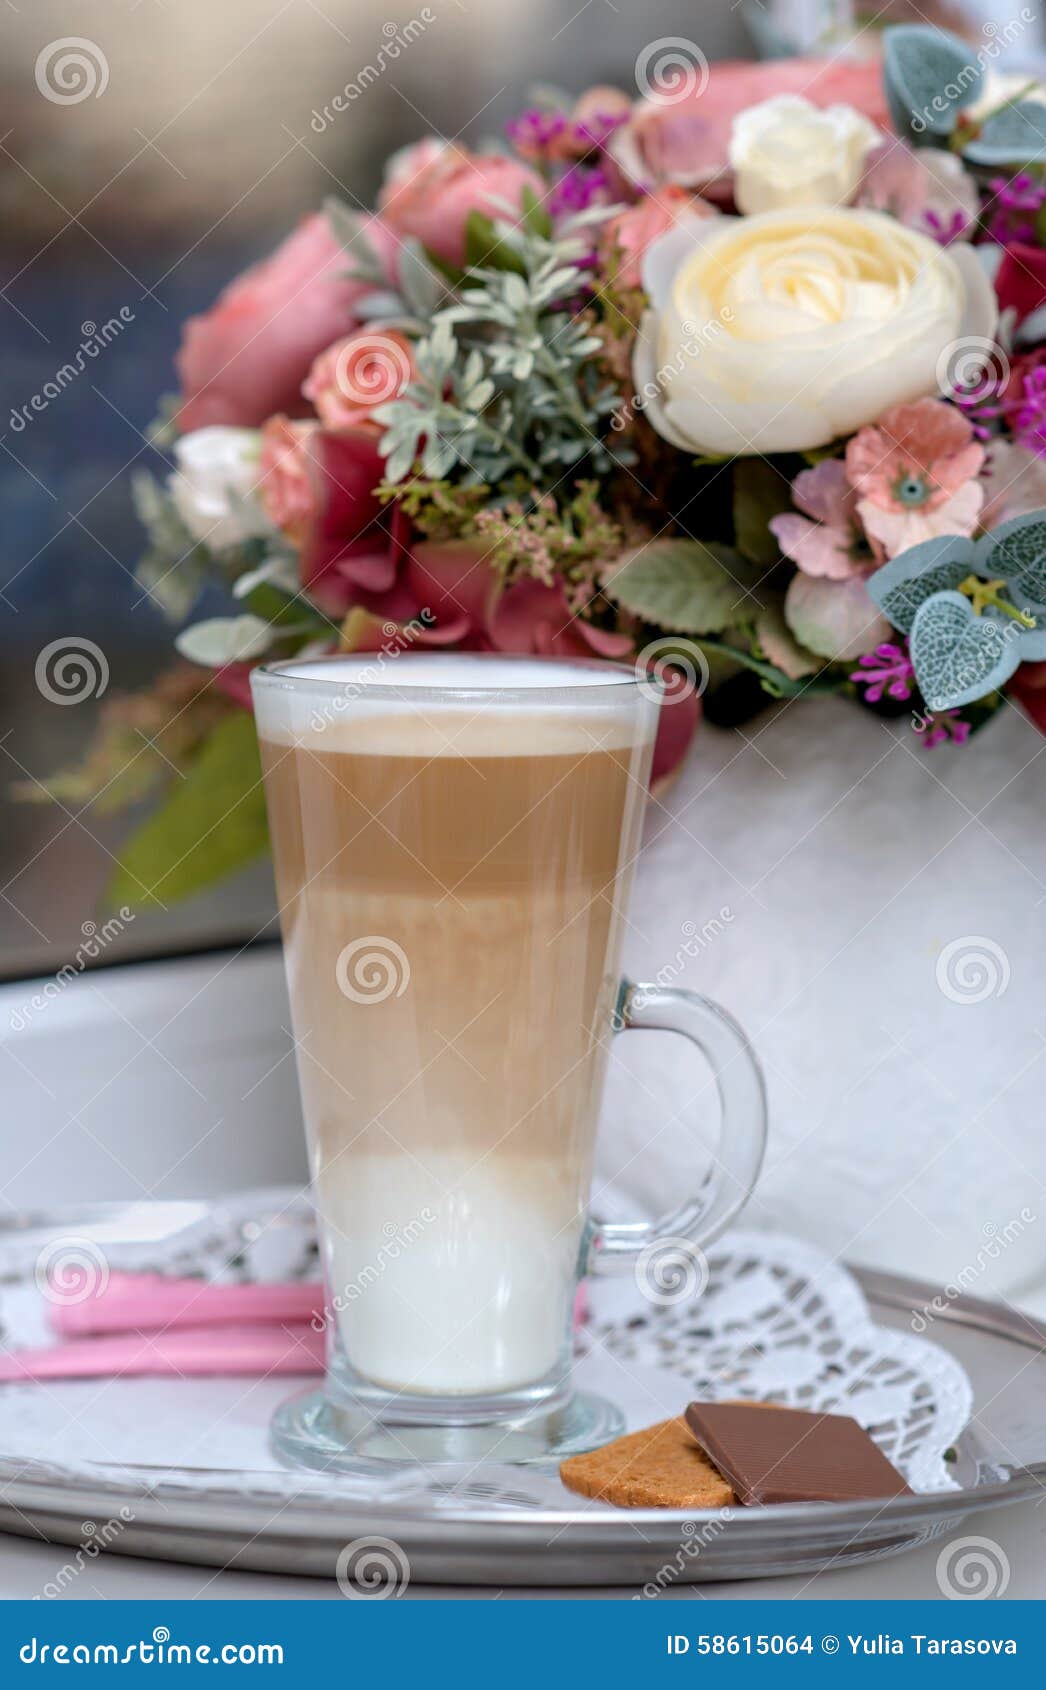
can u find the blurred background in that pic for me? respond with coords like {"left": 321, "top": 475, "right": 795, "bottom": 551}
{"left": 1, "top": 0, "right": 1039, "bottom": 980}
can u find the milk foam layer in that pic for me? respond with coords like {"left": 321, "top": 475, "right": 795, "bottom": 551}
{"left": 252, "top": 652, "right": 654, "bottom": 757}
{"left": 321, "top": 1152, "right": 583, "bottom": 1395}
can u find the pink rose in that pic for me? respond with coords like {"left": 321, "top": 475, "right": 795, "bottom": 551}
{"left": 608, "top": 56, "right": 889, "bottom": 199}
{"left": 379, "top": 143, "right": 543, "bottom": 266}
{"left": 176, "top": 213, "right": 398, "bottom": 432}
{"left": 602, "top": 185, "right": 712, "bottom": 289}
{"left": 259, "top": 417, "right": 395, "bottom": 612}
{"left": 303, "top": 330, "right": 417, "bottom": 431}
{"left": 353, "top": 539, "right": 699, "bottom": 781}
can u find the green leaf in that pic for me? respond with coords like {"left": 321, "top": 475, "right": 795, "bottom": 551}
{"left": 106, "top": 712, "right": 269, "bottom": 910}
{"left": 604, "top": 539, "right": 751, "bottom": 635}
{"left": 733, "top": 460, "right": 793, "bottom": 566}
{"left": 520, "top": 185, "right": 553, "bottom": 241}
{"left": 706, "top": 640, "right": 841, "bottom": 697}
{"left": 463, "top": 210, "right": 526, "bottom": 275}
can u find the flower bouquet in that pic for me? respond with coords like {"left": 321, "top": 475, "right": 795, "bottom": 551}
{"left": 48, "top": 24, "right": 1046, "bottom": 906}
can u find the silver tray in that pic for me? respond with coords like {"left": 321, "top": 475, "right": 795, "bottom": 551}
{"left": 0, "top": 1201, "right": 1043, "bottom": 1586}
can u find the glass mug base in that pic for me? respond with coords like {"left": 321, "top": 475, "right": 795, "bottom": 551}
{"left": 270, "top": 1386, "right": 625, "bottom": 1472}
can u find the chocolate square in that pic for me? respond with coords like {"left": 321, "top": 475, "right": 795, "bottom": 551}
{"left": 684, "top": 1401, "right": 913, "bottom": 1505}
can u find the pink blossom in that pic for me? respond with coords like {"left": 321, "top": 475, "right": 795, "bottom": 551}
{"left": 845, "top": 398, "right": 985, "bottom": 559}
{"left": 379, "top": 143, "right": 543, "bottom": 266}
{"left": 302, "top": 330, "right": 416, "bottom": 431}
{"left": 769, "top": 459, "right": 878, "bottom": 581}
{"left": 175, "top": 213, "right": 398, "bottom": 432}
{"left": 601, "top": 186, "right": 713, "bottom": 290}
{"left": 854, "top": 138, "right": 977, "bottom": 242}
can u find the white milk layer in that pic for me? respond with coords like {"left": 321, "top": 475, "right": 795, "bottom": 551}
{"left": 251, "top": 651, "right": 653, "bottom": 757}
{"left": 319, "top": 1151, "right": 584, "bottom": 1395}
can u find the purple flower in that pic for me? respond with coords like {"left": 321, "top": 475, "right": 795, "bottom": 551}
{"left": 918, "top": 711, "right": 972, "bottom": 749}
{"left": 850, "top": 643, "right": 915, "bottom": 703}
{"left": 985, "top": 173, "right": 1046, "bottom": 246}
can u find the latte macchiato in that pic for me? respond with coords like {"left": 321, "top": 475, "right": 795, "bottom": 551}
{"left": 255, "top": 656, "right": 656, "bottom": 1396}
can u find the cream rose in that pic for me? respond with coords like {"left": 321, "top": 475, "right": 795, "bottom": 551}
{"left": 633, "top": 208, "right": 998, "bottom": 457}
{"left": 729, "top": 96, "right": 880, "bottom": 215}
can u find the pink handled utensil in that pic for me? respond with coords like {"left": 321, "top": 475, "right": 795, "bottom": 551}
{"left": 47, "top": 1273, "right": 323, "bottom": 1337}
{"left": 0, "top": 1323, "right": 325, "bottom": 1383}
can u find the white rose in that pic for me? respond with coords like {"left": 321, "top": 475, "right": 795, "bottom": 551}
{"left": 633, "top": 208, "right": 998, "bottom": 457}
{"left": 168, "top": 426, "right": 272, "bottom": 549}
{"left": 730, "top": 95, "right": 880, "bottom": 215}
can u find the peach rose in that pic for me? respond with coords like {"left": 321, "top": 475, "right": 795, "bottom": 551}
{"left": 176, "top": 213, "right": 398, "bottom": 432}
{"left": 303, "top": 330, "right": 417, "bottom": 431}
{"left": 607, "top": 56, "right": 890, "bottom": 200}
{"left": 379, "top": 142, "right": 544, "bottom": 266}
{"left": 602, "top": 186, "right": 712, "bottom": 290}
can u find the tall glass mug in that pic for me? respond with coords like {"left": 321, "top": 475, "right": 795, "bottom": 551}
{"left": 252, "top": 653, "right": 766, "bottom": 1469}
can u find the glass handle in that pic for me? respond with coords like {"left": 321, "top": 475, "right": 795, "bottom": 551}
{"left": 586, "top": 979, "right": 768, "bottom": 1276}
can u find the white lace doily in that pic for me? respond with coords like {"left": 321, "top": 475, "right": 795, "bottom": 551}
{"left": 586, "top": 1231, "right": 971, "bottom": 1493}
{"left": 0, "top": 1195, "right": 971, "bottom": 1499}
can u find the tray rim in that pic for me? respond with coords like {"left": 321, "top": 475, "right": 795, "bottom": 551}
{"left": 0, "top": 1250, "right": 1043, "bottom": 1541}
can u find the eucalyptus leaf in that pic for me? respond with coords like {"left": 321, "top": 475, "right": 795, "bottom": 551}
{"left": 605, "top": 539, "right": 750, "bottom": 635}
{"left": 882, "top": 24, "right": 985, "bottom": 143}
{"left": 977, "top": 511, "right": 1046, "bottom": 609}
{"left": 964, "top": 100, "right": 1046, "bottom": 167}
{"left": 866, "top": 535, "right": 977, "bottom": 634}
{"left": 909, "top": 591, "right": 1022, "bottom": 711}
{"left": 106, "top": 712, "right": 269, "bottom": 910}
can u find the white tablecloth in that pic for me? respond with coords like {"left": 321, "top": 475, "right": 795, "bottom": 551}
{"left": 601, "top": 692, "right": 1046, "bottom": 1312}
